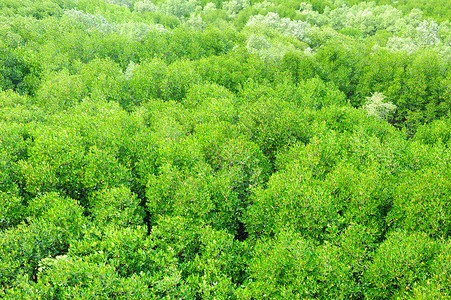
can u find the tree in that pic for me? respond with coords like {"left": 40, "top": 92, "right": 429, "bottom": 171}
{"left": 362, "top": 92, "right": 396, "bottom": 119}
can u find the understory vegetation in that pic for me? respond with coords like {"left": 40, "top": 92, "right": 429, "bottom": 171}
{"left": 1, "top": 0, "right": 450, "bottom": 298}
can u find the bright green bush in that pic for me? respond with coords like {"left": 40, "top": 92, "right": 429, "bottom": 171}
{"left": 78, "top": 58, "right": 130, "bottom": 106}
{"left": 315, "top": 40, "right": 362, "bottom": 99}
{"left": 246, "top": 161, "right": 340, "bottom": 241}
{"left": 27, "top": 192, "right": 86, "bottom": 240}
{"left": 364, "top": 231, "right": 438, "bottom": 299}
{"left": 297, "top": 77, "right": 347, "bottom": 109}
{"left": 275, "top": 130, "right": 342, "bottom": 178}
{"left": 0, "top": 90, "right": 42, "bottom": 123}
{"left": 146, "top": 161, "right": 192, "bottom": 225}
{"left": 149, "top": 216, "right": 246, "bottom": 297}
{"left": 325, "top": 162, "right": 393, "bottom": 235}
{"left": 183, "top": 83, "right": 238, "bottom": 126}
{"left": 1, "top": 0, "right": 451, "bottom": 298}
{"left": 427, "top": 240, "right": 451, "bottom": 297}
{"left": 0, "top": 191, "right": 26, "bottom": 230}
{"left": 162, "top": 59, "right": 200, "bottom": 102}
{"left": 280, "top": 51, "right": 317, "bottom": 85}
{"left": 357, "top": 48, "right": 450, "bottom": 132}
{"left": 18, "top": 123, "right": 130, "bottom": 204}
{"left": 128, "top": 58, "right": 167, "bottom": 103}
{"left": 68, "top": 225, "right": 154, "bottom": 277}
{"left": 195, "top": 49, "right": 273, "bottom": 93}
{"left": 239, "top": 96, "right": 312, "bottom": 164}
{"left": 4, "top": 255, "right": 152, "bottom": 299}
{"left": 0, "top": 48, "right": 38, "bottom": 95}
{"left": 36, "top": 68, "right": 88, "bottom": 112}
{"left": 80, "top": 146, "right": 131, "bottom": 199}
{"left": 0, "top": 221, "right": 71, "bottom": 288}
{"left": 414, "top": 117, "right": 451, "bottom": 146}
{"left": 0, "top": 121, "right": 31, "bottom": 194}
{"left": 90, "top": 186, "right": 145, "bottom": 227}
{"left": 239, "top": 230, "right": 353, "bottom": 299}
{"left": 388, "top": 167, "right": 451, "bottom": 238}
{"left": 337, "top": 224, "right": 378, "bottom": 297}
{"left": 312, "top": 105, "right": 365, "bottom": 134}
{"left": 18, "top": 126, "right": 85, "bottom": 197}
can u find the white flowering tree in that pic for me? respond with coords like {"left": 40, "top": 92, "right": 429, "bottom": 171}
{"left": 158, "top": 0, "right": 200, "bottom": 20}
{"left": 62, "top": 9, "right": 116, "bottom": 33}
{"left": 133, "top": 0, "right": 157, "bottom": 13}
{"left": 362, "top": 92, "right": 396, "bottom": 119}
{"left": 246, "top": 12, "right": 310, "bottom": 42}
{"left": 222, "top": 0, "right": 250, "bottom": 17}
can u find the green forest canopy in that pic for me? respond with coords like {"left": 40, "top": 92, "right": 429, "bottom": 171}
{"left": 0, "top": 0, "right": 450, "bottom": 298}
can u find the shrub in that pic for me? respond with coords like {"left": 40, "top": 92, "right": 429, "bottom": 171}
{"left": 35, "top": 69, "right": 87, "bottom": 112}
{"left": 414, "top": 117, "right": 451, "bottom": 145}
{"left": 0, "top": 221, "right": 71, "bottom": 287}
{"left": 246, "top": 162, "right": 340, "bottom": 241}
{"left": 325, "top": 162, "right": 393, "bottom": 235}
{"left": 0, "top": 191, "right": 26, "bottom": 230}
{"left": 11, "top": 255, "right": 151, "bottom": 299}
{"left": 128, "top": 58, "right": 167, "bottom": 103}
{"left": 149, "top": 216, "right": 245, "bottom": 297}
{"left": 239, "top": 96, "right": 311, "bottom": 164}
{"left": 364, "top": 231, "right": 437, "bottom": 299}
{"left": 90, "top": 186, "right": 145, "bottom": 227}
{"left": 162, "top": 60, "right": 200, "bottom": 102}
{"left": 239, "top": 230, "right": 353, "bottom": 299}
{"left": 183, "top": 83, "right": 238, "bottom": 126}
{"left": 68, "top": 225, "right": 153, "bottom": 277}
{"left": 387, "top": 167, "right": 451, "bottom": 238}
{"left": 27, "top": 192, "right": 86, "bottom": 240}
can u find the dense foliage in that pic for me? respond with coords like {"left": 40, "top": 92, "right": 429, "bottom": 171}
{"left": 0, "top": 0, "right": 450, "bottom": 298}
